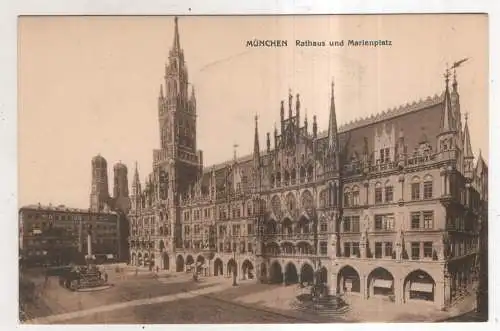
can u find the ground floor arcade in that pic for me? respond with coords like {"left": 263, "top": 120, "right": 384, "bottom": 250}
{"left": 128, "top": 250, "right": 477, "bottom": 309}
{"left": 129, "top": 250, "right": 259, "bottom": 281}
{"left": 330, "top": 257, "right": 478, "bottom": 309}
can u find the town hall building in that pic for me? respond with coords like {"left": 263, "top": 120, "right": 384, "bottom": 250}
{"left": 116, "top": 17, "right": 488, "bottom": 310}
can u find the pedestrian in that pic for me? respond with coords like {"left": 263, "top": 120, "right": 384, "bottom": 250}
{"left": 104, "top": 272, "right": 108, "bottom": 283}
{"left": 156, "top": 266, "right": 159, "bottom": 273}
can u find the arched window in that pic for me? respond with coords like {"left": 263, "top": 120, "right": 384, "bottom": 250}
{"left": 352, "top": 186, "right": 360, "bottom": 206}
{"left": 300, "top": 166, "right": 306, "bottom": 183}
{"left": 411, "top": 176, "right": 421, "bottom": 201}
{"left": 374, "top": 182, "right": 383, "bottom": 204}
{"left": 343, "top": 187, "right": 351, "bottom": 208}
{"left": 284, "top": 171, "right": 290, "bottom": 186}
{"left": 307, "top": 165, "right": 313, "bottom": 181}
{"left": 384, "top": 180, "right": 394, "bottom": 203}
{"left": 423, "top": 174, "right": 433, "bottom": 199}
{"left": 247, "top": 201, "right": 253, "bottom": 216}
{"left": 276, "top": 172, "right": 281, "bottom": 187}
{"left": 291, "top": 169, "right": 297, "bottom": 185}
{"left": 319, "top": 190, "right": 327, "bottom": 208}
{"left": 301, "top": 190, "right": 314, "bottom": 213}
{"left": 271, "top": 195, "right": 281, "bottom": 216}
{"left": 286, "top": 193, "right": 297, "bottom": 212}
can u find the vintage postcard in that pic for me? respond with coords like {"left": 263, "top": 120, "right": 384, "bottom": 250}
{"left": 18, "top": 14, "right": 488, "bottom": 324}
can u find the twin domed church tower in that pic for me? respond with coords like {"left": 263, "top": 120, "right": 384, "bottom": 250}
{"left": 89, "top": 155, "right": 131, "bottom": 214}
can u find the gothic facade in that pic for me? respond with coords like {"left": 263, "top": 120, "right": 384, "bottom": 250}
{"left": 127, "top": 17, "right": 488, "bottom": 309}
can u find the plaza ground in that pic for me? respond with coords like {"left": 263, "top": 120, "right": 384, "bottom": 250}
{"left": 21, "top": 264, "right": 480, "bottom": 324}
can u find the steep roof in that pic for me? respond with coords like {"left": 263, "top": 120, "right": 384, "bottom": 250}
{"left": 203, "top": 91, "right": 445, "bottom": 174}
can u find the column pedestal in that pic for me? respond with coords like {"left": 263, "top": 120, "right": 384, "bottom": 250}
{"left": 362, "top": 276, "right": 368, "bottom": 299}
{"left": 394, "top": 278, "right": 404, "bottom": 304}
{"left": 329, "top": 272, "right": 338, "bottom": 296}
{"left": 435, "top": 280, "right": 446, "bottom": 309}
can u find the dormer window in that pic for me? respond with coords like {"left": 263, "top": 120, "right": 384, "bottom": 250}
{"left": 379, "top": 148, "right": 390, "bottom": 163}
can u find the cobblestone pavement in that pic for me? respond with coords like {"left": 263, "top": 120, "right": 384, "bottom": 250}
{"left": 22, "top": 269, "right": 480, "bottom": 324}
{"left": 58, "top": 292, "right": 306, "bottom": 324}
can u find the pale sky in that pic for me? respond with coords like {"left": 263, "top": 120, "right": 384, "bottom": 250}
{"left": 18, "top": 14, "right": 488, "bottom": 209}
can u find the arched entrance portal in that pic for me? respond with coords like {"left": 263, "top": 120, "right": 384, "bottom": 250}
{"left": 367, "top": 267, "right": 395, "bottom": 300}
{"left": 404, "top": 270, "right": 435, "bottom": 303}
{"left": 214, "top": 258, "right": 223, "bottom": 276}
{"left": 269, "top": 261, "right": 283, "bottom": 284}
{"left": 337, "top": 265, "right": 361, "bottom": 294}
{"left": 196, "top": 255, "right": 206, "bottom": 275}
{"left": 162, "top": 253, "right": 169, "bottom": 270}
{"left": 176, "top": 255, "right": 185, "bottom": 272}
{"left": 227, "top": 259, "right": 237, "bottom": 278}
{"left": 185, "top": 255, "right": 194, "bottom": 272}
{"left": 285, "top": 262, "right": 299, "bottom": 285}
{"left": 300, "top": 263, "right": 314, "bottom": 285}
{"left": 241, "top": 260, "right": 254, "bottom": 280}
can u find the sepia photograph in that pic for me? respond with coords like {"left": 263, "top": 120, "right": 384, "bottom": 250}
{"left": 17, "top": 14, "right": 489, "bottom": 324}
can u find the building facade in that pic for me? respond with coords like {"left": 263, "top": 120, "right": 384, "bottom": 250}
{"left": 19, "top": 204, "right": 120, "bottom": 266}
{"left": 127, "top": 17, "right": 488, "bottom": 309}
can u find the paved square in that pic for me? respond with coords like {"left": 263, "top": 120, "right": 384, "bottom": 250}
{"left": 21, "top": 266, "right": 479, "bottom": 324}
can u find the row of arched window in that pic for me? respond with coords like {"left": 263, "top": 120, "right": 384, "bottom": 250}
{"left": 270, "top": 165, "right": 314, "bottom": 188}
{"left": 342, "top": 174, "right": 435, "bottom": 207}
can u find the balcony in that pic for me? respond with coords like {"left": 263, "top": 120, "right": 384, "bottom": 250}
{"left": 342, "top": 150, "right": 459, "bottom": 178}
{"left": 262, "top": 251, "right": 321, "bottom": 258}
{"left": 262, "top": 232, "right": 316, "bottom": 242}
{"left": 369, "top": 161, "right": 399, "bottom": 173}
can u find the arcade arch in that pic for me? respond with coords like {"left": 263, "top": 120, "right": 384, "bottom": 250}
{"left": 403, "top": 269, "right": 436, "bottom": 303}
{"left": 337, "top": 265, "right": 361, "bottom": 294}
{"left": 241, "top": 260, "right": 254, "bottom": 280}
{"left": 214, "top": 258, "right": 223, "bottom": 276}
{"left": 367, "top": 267, "right": 395, "bottom": 299}
{"left": 176, "top": 255, "right": 185, "bottom": 272}
{"left": 269, "top": 261, "right": 283, "bottom": 284}
{"left": 284, "top": 262, "right": 299, "bottom": 285}
{"left": 162, "top": 253, "right": 169, "bottom": 270}
{"left": 300, "top": 263, "right": 314, "bottom": 285}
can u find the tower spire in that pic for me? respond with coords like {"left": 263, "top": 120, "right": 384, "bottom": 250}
{"left": 440, "top": 65, "right": 454, "bottom": 133}
{"left": 133, "top": 162, "right": 140, "bottom": 188}
{"left": 253, "top": 115, "right": 261, "bottom": 168}
{"left": 463, "top": 113, "right": 473, "bottom": 158}
{"left": 172, "top": 16, "right": 181, "bottom": 52}
{"left": 296, "top": 93, "right": 301, "bottom": 128}
{"left": 328, "top": 79, "right": 338, "bottom": 150}
{"left": 452, "top": 68, "right": 458, "bottom": 92}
